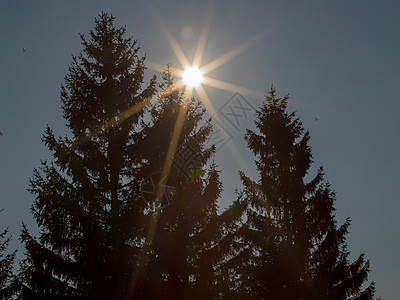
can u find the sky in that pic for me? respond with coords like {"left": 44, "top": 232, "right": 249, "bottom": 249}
{"left": 1, "top": 1, "right": 399, "bottom": 298}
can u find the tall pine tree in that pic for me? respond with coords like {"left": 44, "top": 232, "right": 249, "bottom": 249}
{"left": 128, "top": 67, "right": 230, "bottom": 299}
{"left": 17, "top": 13, "right": 157, "bottom": 299}
{"left": 232, "top": 87, "right": 376, "bottom": 299}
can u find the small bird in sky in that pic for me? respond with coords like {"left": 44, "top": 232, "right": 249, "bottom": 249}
{"left": 22, "top": 47, "right": 27, "bottom": 53}
{"left": 314, "top": 116, "right": 319, "bottom": 121}
{"left": 0, "top": 130, "right": 4, "bottom": 136}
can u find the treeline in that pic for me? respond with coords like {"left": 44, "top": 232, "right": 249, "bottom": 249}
{"left": 0, "top": 13, "right": 377, "bottom": 299}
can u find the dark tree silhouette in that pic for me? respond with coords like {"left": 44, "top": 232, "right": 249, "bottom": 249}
{"left": 129, "top": 67, "right": 230, "bottom": 299}
{"left": 231, "top": 87, "right": 376, "bottom": 299}
{"left": 0, "top": 226, "right": 16, "bottom": 299}
{"left": 16, "top": 13, "right": 157, "bottom": 299}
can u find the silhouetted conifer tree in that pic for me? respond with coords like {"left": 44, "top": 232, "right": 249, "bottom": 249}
{"left": 129, "top": 67, "right": 230, "bottom": 299}
{"left": 232, "top": 87, "right": 376, "bottom": 299}
{"left": 16, "top": 13, "right": 157, "bottom": 299}
{"left": 0, "top": 227, "right": 16, "bottom": 299}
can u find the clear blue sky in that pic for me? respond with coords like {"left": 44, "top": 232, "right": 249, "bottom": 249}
{"left": 1, "top": 1, "right": 399, "bottom": 298}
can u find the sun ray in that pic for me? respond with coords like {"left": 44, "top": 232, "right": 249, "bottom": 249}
{"left": 200, "top": 28, "right": 271, "bottom": 75}
{"left": 151, "top": 9, "right": 191, "bottom": 69}
{"left": 72, "top": 94, "right": 155, "bottom": 149}
{"left": 195, "top": 85, "right": 223, "bottom": 124}
{"left": 192, "top": 10, "right": 213, "bottom": 67}
{"left": 156, "top": 93, "right": 191, "bottom": 201}
{"left": 135, "top": 94, "right": 192, "bottom": 295}
{"left": 203, "top": 76, "right": 264, "bottom": 99}
{"left": 148, "top": 62, "right": 185, "bottom": 79}
{"left": 125, "top": 86, "right": 192, "bottom": 299}
{"left": 171, "top": 78, "right": 186, "bottom": 92}
{"left": 72, "top": 80, "right": 188, "bottom": 150}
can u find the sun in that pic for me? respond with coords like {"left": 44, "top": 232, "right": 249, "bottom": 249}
{"left": 149, "top": 13, "right": 269, "bottom": 101}
{"left": 182, "top": 66, "right": 203, "bottom": 88}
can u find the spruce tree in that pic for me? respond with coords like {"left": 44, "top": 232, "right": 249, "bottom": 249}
{"left": 233, "top": 87, "right": 376, "bottom": 299}
{"left": 17, "top": 13, "right": 157, "bottom": 299}
{"left": 0, "top": 226, "right": 16, "bottom": 299}
{"left": 129, "top": 67, "right": 230, "bottom": 299}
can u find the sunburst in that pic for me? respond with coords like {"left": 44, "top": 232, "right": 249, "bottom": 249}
{"left": 127, "top": 11, "right": 272, "bottom": 292}
{"left": 146, "top": 8, "right": 273, "bottom": 204}
{"left": 149, "top": 9, "right": 271, "bottom": 120}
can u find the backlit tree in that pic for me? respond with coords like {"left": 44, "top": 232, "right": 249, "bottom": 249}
{"left": 232, "top": 87, "right": 376, "bottom": 299}
{"left": 17, "top": 13, "right": 157, "bottom": 299}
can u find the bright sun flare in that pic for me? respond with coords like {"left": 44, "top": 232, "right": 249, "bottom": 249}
{"left": 182, "top": 67, "right": 203, "bottom": 88}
